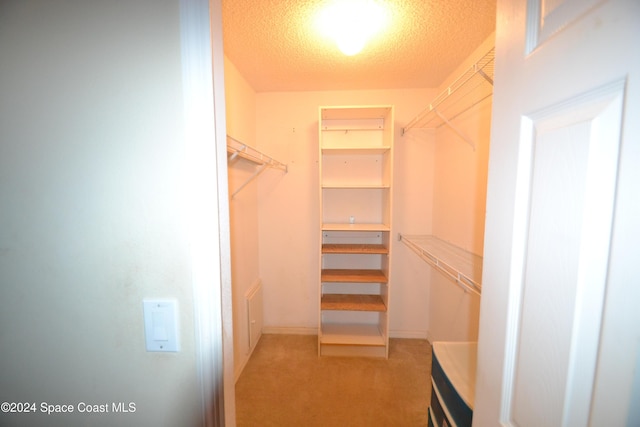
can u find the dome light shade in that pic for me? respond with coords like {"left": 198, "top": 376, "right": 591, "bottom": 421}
{"left": 315, "top": 0, "right": 389, "bottom": 56}
{"left": 336, "top": 35, "right": 368, "bottom": 56}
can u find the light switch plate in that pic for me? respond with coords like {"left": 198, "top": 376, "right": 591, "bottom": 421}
{"left": 143, "top": 299, "right": 179, "bottom": 352}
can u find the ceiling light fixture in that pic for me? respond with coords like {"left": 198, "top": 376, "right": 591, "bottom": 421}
{"left": 315, "top": 0, "right": 389, "bottom": 56}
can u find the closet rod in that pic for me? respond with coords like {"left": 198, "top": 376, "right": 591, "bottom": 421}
{"left": 227, "top": 135, "right": 287, "bottom": 197}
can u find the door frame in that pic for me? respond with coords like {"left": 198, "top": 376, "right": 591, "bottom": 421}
{"left": 179, "top": 0, "right": 235, "bottom": 425}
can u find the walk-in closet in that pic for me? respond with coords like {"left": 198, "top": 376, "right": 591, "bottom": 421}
{"left": 222, "top": 1, "right": 640, "bottom": 426}
{"left": 224, "top": 1, "right": 494, "bottom": 424}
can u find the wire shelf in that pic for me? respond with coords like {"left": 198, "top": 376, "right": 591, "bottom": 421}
{"left": 399, "top": 234, "right": 482, "bottom": 296}
{"left": 226, "top": 135, "right": 287, "bottom": 197}
{"left": 403, "top": 47, "right": 495, "bottom": 138}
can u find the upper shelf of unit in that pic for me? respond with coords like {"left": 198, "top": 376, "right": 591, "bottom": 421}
{"left": 321, "top": 146, "right": 391, "bottom": 154}
{"left": 320, "top": 105, "right": 393, "bottom": 132}
{"left": 226, "top": 135, "right": 287, "bottom": 197}
{"left": 321, "top": 119, "right": 385, "bottom": 131}
{"left": 320, "top": 105, "right": 392, "bottom": 120}
{"left": 402, "top": 47, "right": 495, "bottom": 143}
{"left": 323, "top": 223, "right": 391, "bottom": 232}
{"left": 399, "top": 234, "right": 482, "bottom": 296}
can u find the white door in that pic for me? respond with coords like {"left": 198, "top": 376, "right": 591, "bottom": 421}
{"left": 474, "top": 0, "right": 640, "bottom": 426}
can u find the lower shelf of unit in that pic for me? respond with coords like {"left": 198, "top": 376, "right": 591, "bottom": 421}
{"left": 322, "top": 243, "right": 389, "bottom": 254}
{"left": 319, "top": 323, "right": 386, "bottom": 346}
{"left": 321, "top": 294, "right": 387, "bottom": 312}
{"left": 321, "top": 269, "right": 388, "bottom": 283}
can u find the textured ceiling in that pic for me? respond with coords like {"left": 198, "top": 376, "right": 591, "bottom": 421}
{"left": 222, "top": 0, "right": 496, "bottom": 92}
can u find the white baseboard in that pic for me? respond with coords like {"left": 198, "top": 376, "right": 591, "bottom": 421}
{"left": 261, "top": 326, "right": 317, "bottom": 335}
{"left": 234, "top": 331, "right": 263, "bottom": 383}
{"left": 234, "top": 353, "right": 250, "bottom": 383}
{"left": 389, "top": 330, "right": 429, "bottom": 340}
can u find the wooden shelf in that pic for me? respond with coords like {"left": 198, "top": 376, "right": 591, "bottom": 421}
{"left": 321, "top": 269, "right": 387, "bottom": 283}
{"left": 321, "top": 294, "right": 386, "bottom": 312}
{"left": 322, "top": 244, "right": 388, "bottom": 254}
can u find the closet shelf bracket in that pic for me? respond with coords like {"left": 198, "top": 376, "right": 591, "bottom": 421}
{"left": 402, "top": 46, "right": 495, "bottom": 148}
{"left": 227, "top": 135, "right": 288, "bottom": 197}
{"left": 433, "top": 109, "right": 475, "bottom": 151}
{"left": 231, "top": 163, "right": 269, "bottom": 198}
{"left": 477, "top": 68, "right": 494, "bottom": 86}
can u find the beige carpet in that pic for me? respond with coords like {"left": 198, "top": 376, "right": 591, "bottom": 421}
{"left": 235, "top": 334, "right": 432, "bottom": 427}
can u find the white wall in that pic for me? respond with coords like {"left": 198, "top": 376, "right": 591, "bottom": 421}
{"left": 427, "top": 34, "right": 495, "bottom": 343}
{"left": 254, "top": 90, "right": 436, "bottom": 338}
{"left": 223, "top": 57, "right": 261, "bottom": 379}
{"left": 0, "top": 1, "right": 212, "bottom": 425}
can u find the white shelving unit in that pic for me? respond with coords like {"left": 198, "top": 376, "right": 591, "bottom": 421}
{"left": 226, "top": 135, "right": 287, "bottom": 197}
{"left": 402, "top": 47, "right": 495, "bottom": 150}
{"left": 399, "top": 234, "right": 482, "bottom": 295}
{"left": 318, "top": 105, "right": 394, "bottom": 358}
